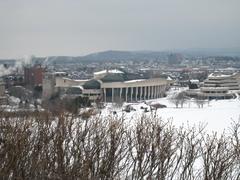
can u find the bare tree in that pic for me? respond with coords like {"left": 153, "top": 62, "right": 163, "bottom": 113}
{"left": 195, "top": 95, "right": 207, "bottom": 108}
{"left": 170, "top": 92, "right": 188, "bottom": 108}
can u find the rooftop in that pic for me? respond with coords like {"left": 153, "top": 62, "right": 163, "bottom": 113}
{"left": 124, "top": 79, "right": 145, "bottom": 83}
{"left": 208, "top": 73, "right": 232, "bottom": 78}
{"left": 94, "top": 69, "right": 124, "bottom": 75}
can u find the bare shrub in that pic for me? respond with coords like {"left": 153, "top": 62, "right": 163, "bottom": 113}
{"left": 0, "top": 110, "right": 239, "bottom": 179}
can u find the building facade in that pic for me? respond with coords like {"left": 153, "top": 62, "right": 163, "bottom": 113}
{"left": 101, "top": 78, "right": 168, "bottom": 102}
{"left": 0, "top": 80, "right": 5, "bottom": 96}
{"left": 200, "top": 73, "right": 240, "bottom": 99}
{"left": 0, "top": 79, "right": 7, "bottom": 105}
{"left": 42, "top": 72, "right": 68, "bottom": 99}
{"left": 47, "top": 69, "right": 170, "bottom": 103}
{"left": 24, "top": 65, "right": 43, "bottom": 88}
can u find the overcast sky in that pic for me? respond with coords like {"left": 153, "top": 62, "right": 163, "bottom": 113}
{"left": 0, "top": 0, "right": 240, "bottom": 58}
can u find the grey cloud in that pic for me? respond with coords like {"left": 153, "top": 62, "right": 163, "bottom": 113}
{"left": 0, "top": 0, "right": 240, "bottom": 58}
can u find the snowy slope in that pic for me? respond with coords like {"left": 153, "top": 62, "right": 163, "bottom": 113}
{"left": 101, "top": 88, "right": 240, "bottom": 133}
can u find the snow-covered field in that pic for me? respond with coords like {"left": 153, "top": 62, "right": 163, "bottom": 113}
{"left": 102, "top": 88, "right": 240, "bottom": 133}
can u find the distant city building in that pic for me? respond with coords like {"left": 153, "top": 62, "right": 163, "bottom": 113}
{"left": 3, "top": 75, "right": 24, "bottom": 88}
{"left": 189, "top": 79, "right": 200, "bottom": 89}
{"left": 24, "top": 65, "right": 43, "bottom": 88}
{"left": 42, "top": 72, "right": 68, "bottom": 99}
{"left": 0, "top": 79, "right": 7, "bottom": 105}
{"left": 168, "top": 53, "right": 184, "bottom": 65}
{"left": 0, "top": 79, "right": 5, "bottom": 96}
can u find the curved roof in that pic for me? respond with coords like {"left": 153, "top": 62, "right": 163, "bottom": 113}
{"left": 66, "top": 86, "right": 83, "bottom": 95}
{"left": 94, "top": 69, "right": 123, "bottom": 75}
{"left": 101, "top": 73, "right": 125, "bottom": 82}
{"left": 100, "top": 71, "right": 146, "bottom": 83}
{"left": 82, "top": 79, "right": 101, "bottom": 89}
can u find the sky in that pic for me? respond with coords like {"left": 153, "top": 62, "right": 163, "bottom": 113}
{"left": 0, "top": 0, "right": 240, "bottom": 58}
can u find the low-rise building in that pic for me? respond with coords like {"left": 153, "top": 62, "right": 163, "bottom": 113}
{"left": 42, "top": 72, "right": 68, "bottom": 99}
{"left": 48, "top": 69, "right": 170, "bottom": 103}
{"left": 24, "top": 65, "right": 43, "bottom": 88}
{"left": 100, "top": 77, "right": 168, "bottom": 102}
{"left": 200, "top": 73, "right": 240, "bottom": 99}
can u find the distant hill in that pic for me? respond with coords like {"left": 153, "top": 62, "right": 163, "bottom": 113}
{"left": 82, "top": 50, "right": 168, "bottom": 61}
{"left": 45, "top": 49, "right": 240, "bottom": 64}
{"left": 35, "top": 50, "right": 169, "bottom": 65}
{"left": 1, "top": 48, "right": 240, "bottom": 64}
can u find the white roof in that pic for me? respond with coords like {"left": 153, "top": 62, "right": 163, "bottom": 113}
{"left": 62, "top": 77, "right": 89, "bottom": 82}
{"left": 71, "top": 85, "right": 84, "bottom": 90}
{"left": 201, "top": 87, "right": 228, "bottom": 90}
{"left": 94, "top": 69, "right": 124, "bottom": 75}
{"left": 190, "top": 79, "right": 199, "bottom": 83}
{"left": 54, "top": 71, "right": 67, "bottom": 74}
{"left": 124, "top": 79, "right": 145, "bottom": 83}
{"left": 208, "top": 73, "right": 231, "bottom": 78}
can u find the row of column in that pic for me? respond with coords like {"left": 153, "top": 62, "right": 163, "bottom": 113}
{"left": 103, "top": 85, "right": 166, "bottom": 103}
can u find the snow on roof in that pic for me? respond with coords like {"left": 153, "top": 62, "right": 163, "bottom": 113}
{"left": 124, "top": 79, "right": 145, "bottom": 83}
{"left": 54, "top": 72, "right": 67, "bottom": 74}
{"left": 201, "top": 87, "right": 228, "bottom": 90}
{"left": 190, "top": 79, "right": 199, "bottom": 83}
{"left": 208, "top": 73, "right": 232, "bottom": 78}
{"left": 94, "top": 69, "right": 124, "bottom": 75}
{"left": 54, "top": 72, "right": 68, "bottom": 77}
{"left": 71, "top": 85, "right": 84, "bottom": 90}
{"left": 73, "top": 79, "right": 89, "bottom": 82}
{"left": 62, "top": 77, "right": 89, "bottom": 82}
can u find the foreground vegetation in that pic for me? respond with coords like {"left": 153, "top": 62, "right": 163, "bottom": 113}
{"left": 0, "top": 110, "right": 239, "bottom": 179}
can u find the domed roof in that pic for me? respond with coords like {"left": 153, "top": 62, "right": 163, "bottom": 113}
{"left": 83, "top": 79, "right": 101, "bottom": 89}
{"left": 101, "top": 73, "right": 125, "bottom": 82}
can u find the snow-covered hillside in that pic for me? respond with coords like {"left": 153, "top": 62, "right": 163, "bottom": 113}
{"left": 101, "top": 88, "right": 240, "bottom": 133}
